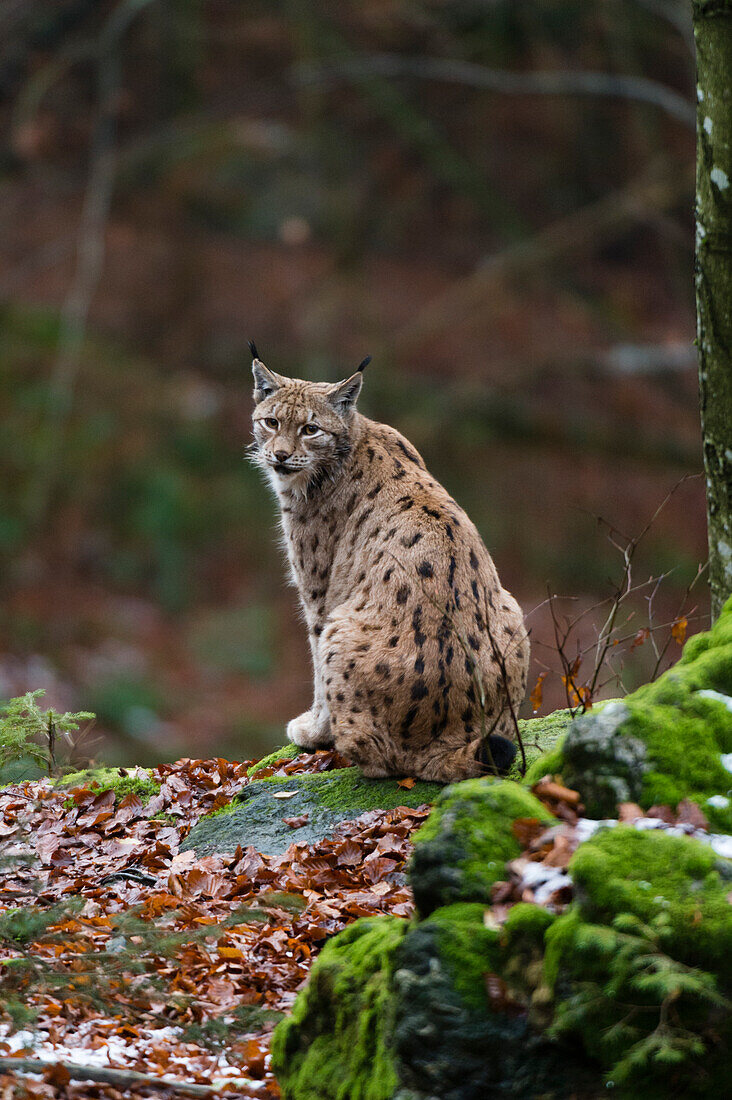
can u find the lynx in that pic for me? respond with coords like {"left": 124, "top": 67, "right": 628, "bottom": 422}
{"left": 249, "top": 344, "right": 529, "bottom": 783}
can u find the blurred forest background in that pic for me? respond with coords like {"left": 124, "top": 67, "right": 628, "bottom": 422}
{"left": 0, "top": 0, "right": 708, "bottom": 767}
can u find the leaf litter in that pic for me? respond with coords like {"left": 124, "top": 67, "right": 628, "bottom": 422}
{"left": 0, "top": 751, "right": 428, "bottom": 1097}
{"left": 2, "top": 752, "right": 727, "bottom": 1097}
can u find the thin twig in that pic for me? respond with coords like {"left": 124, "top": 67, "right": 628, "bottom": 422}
{"left": 649, "top": 565, "right": 708, "bottom": 681}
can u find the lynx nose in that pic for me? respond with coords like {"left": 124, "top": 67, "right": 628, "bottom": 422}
{"left": 274, "top": 449, "right": 291, "bottom": 463}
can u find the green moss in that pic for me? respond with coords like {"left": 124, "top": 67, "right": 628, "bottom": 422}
{"left": 287, "top": 768, "right": 441, "bottom": 813}
{"left": 419, "top": 903, "right": 501, "bottom": 1011}
{"left": 392, "top": 903, "right": 602, "bottom": 1098}
{"left": 627, "top": 697, "right": 732, "bottom": 830}
{"left": 218, "top": 767, "right": 440, "bottom": 819}
{"left": 271, "top": 916, "right": 405, "bottom": 1100}
{"left": 56, "top": 767, "right": 160, "bottom": 804}
{"left": 409, "top": 779, "right": 554, "bottom": 915}
{"left": 547, "top": 601, "right": 732, "bottom": 823}
{"left": 522, "top": 698, "right": 620, "bottom": 786}
{"left": 567, "top": 826, "right": 732, "bottom": 977}
{"left": 524, "top": 741, "right": 567, "bottom": 785}
{"left": 502, "top": 901, "right": 556, "bottom": 946}
{"left": 511, "top": 708, "right": 574, "bottom": 780}
{"left": 544, "top": 827, "right": 732, "bottom": 1096}
{"left": 186, "top": 767, "right": 441, "bottom": 857}
{"left": 247, "top": 743, "right": 301, "bottom": 776}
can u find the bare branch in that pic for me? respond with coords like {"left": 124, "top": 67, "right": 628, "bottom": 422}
{"left": 628, "top": 0, "right": 695, "bottom": 56}
{"left": 295, "top": 54, "right": 695, "bottom": 127}
{"left": 25, "top": 0, "right": 156, "bottom": 528}
{"left": 389, "top": 159, "right": 692, "bottom": 355}
{"left": 0, "top": 1057, "right": 215, "bottom": 1096}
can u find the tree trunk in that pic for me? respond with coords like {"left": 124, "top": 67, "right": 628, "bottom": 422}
{"left": 694, "top": 1, "right": 732, "bottom": 619}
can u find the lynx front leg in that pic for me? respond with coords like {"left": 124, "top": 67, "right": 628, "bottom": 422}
{"left": 286, "top": 628, "right": 334, "bottom": 749}
{"left": 286, "top": 709, "right": 333, "bottom": 748}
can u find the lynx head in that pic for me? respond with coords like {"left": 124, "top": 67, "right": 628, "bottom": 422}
{"left": 249, "top": 344, "right": 370, "bottom": 497}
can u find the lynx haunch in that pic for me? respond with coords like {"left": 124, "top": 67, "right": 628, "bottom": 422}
{"left": 249, "top": 346, "right": 529, "bottom": 783}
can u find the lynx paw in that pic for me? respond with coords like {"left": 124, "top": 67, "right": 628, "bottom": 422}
{"left": 286, "top": 710, "right": 333, "bottom": 749}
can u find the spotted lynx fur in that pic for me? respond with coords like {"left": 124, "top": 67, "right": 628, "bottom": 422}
{"left": 249, "top": 347, "right": 529, "bottom": 783}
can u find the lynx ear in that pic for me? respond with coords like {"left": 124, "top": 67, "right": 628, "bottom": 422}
{"left": 328, "top": 371, "right": 363, "bottom": 414}
{"left": 250, "top": 344, "right": 282, "bottom": 403}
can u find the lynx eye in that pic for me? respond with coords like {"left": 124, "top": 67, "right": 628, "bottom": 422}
{"left": 301, "top": 423, "right": 320, "bottom": 436}
{"left": 263, "top": 417, "right": 279, "bottom": 429}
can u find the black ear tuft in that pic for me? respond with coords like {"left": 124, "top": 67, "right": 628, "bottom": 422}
{"left": 357, "top": 355, "right": 372, "bottom": 374}
{"left": 248, "top": 340, "right": 259, "bottom": 360}
{"left": 476, "top": 734, "right": 517, "bottom": 776}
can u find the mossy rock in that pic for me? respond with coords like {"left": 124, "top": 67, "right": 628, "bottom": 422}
{"left": 529, "top": 600, "right": 732, "bottom": 826}
{"left": 247, "top": 743, "right": 301, "bottom": 776}
{"left": 512, "top": 707, "right": 575, "bottom": 779}
{"left": 197, "top": 711, "right": 573, "bottom": 859}
{"left": 545, "top": 826, "right": 732, "bottom": 1096}
{"left": 183, "top": 768, "right": 442, "bottom": 857}
{"left": 392, "top": 904, "right": 602, "bottom": 1100}
{"left": 270, "top": 915, "right": 405, "bottom": 1100}
{"left": 55, "top": 766, "right": 160, "bottom": 802}
{"left": 522, "top": 696, "right": 622, "bottom": 787}
{"left": 559, "top": 825, "right": 732, "bottom": 979}
{"left": 272, "top": 904, "right": 603, "bottom": 1100}
{"left": 408, "top": 779, "right": 554, "bottom": 916}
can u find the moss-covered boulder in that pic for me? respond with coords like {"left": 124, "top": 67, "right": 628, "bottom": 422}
{"left": 270, "top": 915, "right": 405, "bottom": 1100}
{"left": 408, "top": 779, "right": 554, "bottom": 916}
{"left": 390, "top": 903, "right": 601, "bottom": 1100}
{"left": 184, "top": 768, "right": 442, "bottom": 856}
{"left": 272, "top": 901, "right": 604, "bottom": 1100}
{"left": 55, "top": 766, "right": 160, "bottom": 801}
{"left": 512, "top": 707, "right": 575, "bottom": 776}
{"left": 189, "top": 710, "right": 570, "bottom": 859}
{"left": 271, "top": 621, "right": 732, "bottom": 1100}
{"left": 528, "top": 599, "right": 732, "bottom": 827}
{"left": 545, "top": 827, "right": 732, "bottom": 1096}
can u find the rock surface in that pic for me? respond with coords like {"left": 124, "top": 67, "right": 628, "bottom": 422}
{"left": 408, "top": 779, "right": 553, "bottom": 916}
{"left": 272, "top": 598, "right": 732, "bottom": 1099}
{"left": 185, "top": 709, "right": 574, "bottom": 858}
{"left": 183, "top": 768, "right": 442, "bottom": 856}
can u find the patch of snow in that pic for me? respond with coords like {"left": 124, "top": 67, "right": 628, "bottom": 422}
{"left": 721, "top": 753, "right": 732, "bottom": 774}
{"left": 0, "top": 1023, "right": 263, "bottom": 1089}
{"left": 513, "top": 859, "right": 572, "bottom": 907}
{"left": 704, "top": 116, "right": 713, "bottom": 135}
{"left": 574, "top": 817, "right": 613, "bottom": 843}
{"left": 710, "top": 834, "right": 732, "bottom": 859}
{"left": 711, "top": 166, "right": 730, "bottom": 191}
{"left": 697, "top": 689, "right": 732, "bottom": 712}
{"left": 575, "top": 816, "right": 732, "bottom": 862}
{"left": 707, "top": 795, "right": 730, "bottom": 809}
